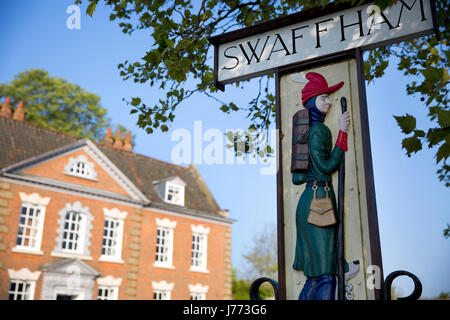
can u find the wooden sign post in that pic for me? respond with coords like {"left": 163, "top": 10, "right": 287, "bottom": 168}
{"left": 209, "top": 0, "right": 439, "bottom": 300}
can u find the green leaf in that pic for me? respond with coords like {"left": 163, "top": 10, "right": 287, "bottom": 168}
{"left": 414, "top": 129, "right": 426, "bottom": 138}
{"left": 427, "top": 128, "right": 448, "bottom": 148}
{"left": 444, "top": 50, "right": 450, "bottom": 63}
{"left": 131, "top": 97, "right": 141, "bottom": 106}
{"left": 86, "top": 2, "right": 97, "bottom": 17}
{"left": 420, "top": 67, "right": 443, "bottom": 83}
{"left": 436, "top": 109, "right": 450, "bottom": 128}
{"left": 375, "top": 0, "right": 394, "bottom": 11}
{"left": 436, "top": 142, "right": 450, "bottom": 164}
{"left": 394, "top": 114, "right": 416, "bottom": 134}
{"left": 229, "top": 102, "right": 239, "bottom": 111}
{"left": 402, "top": 136, "right": 422, "bottom": 155}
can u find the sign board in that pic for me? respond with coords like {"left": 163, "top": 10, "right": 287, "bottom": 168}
{"left": 209, "top": 0, "right": 437, "bottom": 87}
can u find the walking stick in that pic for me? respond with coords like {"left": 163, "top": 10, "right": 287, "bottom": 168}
{"left": 337, "top": 97, "right": 347, "bottom": 300}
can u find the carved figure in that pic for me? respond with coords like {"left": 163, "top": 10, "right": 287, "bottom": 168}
{"left": 291, "top": 72, "right": 350, "bottom": 300}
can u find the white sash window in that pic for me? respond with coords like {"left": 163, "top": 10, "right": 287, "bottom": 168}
{"left": 153, "top": 218, "right": 176, "bottom": 269}
{"left": 190, "top": 225, "right": 210, "bottom": 273}
{"left": 52, "top": 201, "right": 94, "bottom": 260}
{"left": 62, "top": 211, "right": 87, "bottom": 253}
{"left": 8, "top": 280, "right": 33, "bottom": 300}
{"left": 97, "top": 276, "right": 122, "bottom": 300}
{"left": 13, "top": 193, "right": 50, "bottom": 255}
{"left": 189, "top": 284, "right": 209, "bottom": 300}
{"left": 7, "top": 268, "right": 41, "bottom": 300}
{"left": 100, "top": 208, "right": 127, "bottom": 263}
{"left": 152, "top": 280, "right": 173, "bottom": 300}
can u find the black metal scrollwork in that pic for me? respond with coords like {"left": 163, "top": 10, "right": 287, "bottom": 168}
{"left": 249, "top": 277, "right": 279, "bottom": 300}
{"left": 249, "top": 270, "right": 422, "bottom": 300}
{"left": 384, "top": 270, "right": 422, "bottom": 300}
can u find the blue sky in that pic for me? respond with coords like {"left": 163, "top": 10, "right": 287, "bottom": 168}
{"left": 0, "top": 0, "right": 448, "bottom": 299}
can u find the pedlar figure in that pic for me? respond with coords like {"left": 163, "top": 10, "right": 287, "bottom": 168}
{"left": 291, "top": 72, "right": 358, "bottom": 300}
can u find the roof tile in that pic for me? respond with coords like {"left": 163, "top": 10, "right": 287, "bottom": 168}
{"left": 0, "top": 117, "right": 222, "bottom": 217}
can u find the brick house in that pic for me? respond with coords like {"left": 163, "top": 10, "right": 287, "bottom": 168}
{"left": 0, "top": 99, "right": 234, "bottom": 300}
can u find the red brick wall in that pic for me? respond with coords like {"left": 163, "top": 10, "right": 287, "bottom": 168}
{"left": 22, "top": 149, "right": 129, "bottom": 196}
{"left": 135, "top": 211, "right": 231, "bottom": 299}
{"left": 0, "top": 181, "right": 232, "bottom": 300}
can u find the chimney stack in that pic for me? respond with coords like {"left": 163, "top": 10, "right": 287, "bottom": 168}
{"left": 13, "top": 101, "right": 25, "bottom": 121}
{"left": 123, "top": 132, "right": 133, "bottom": 151}
{"left": 104, "top": 127, "right": 133, "bottom": 151}
{"left": 113, "top": 130, "right": 123, "bottom": 149}
{"left": 0, "top": 97, "right": 12, "bottom": 118}
{"left": 103, "top": 127, "right": 113, "bottom": 146}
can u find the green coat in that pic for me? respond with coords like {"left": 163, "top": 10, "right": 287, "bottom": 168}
{"left": 292, "top": 122, "right": 345, "bottom": 277}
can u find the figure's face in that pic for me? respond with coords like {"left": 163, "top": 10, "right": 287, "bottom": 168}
{"left": 316, "top": 94, "right": 331, "bottom": 113}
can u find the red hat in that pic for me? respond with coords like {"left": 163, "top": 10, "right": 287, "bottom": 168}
{"left": 301, "top": 72, "right": 344, "bottom": 106}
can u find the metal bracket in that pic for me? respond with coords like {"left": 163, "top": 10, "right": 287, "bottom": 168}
{"left": 249, "top": 269, "right": 422, "bottom": 300}
{"left": 384, "top": 270, "right": 423, "bottom": 300}
{"left": 249, "top": 277, "right": 279, "bottom": 300}
{"left": 344, "top": 282, "right": 354, "bottom": 300}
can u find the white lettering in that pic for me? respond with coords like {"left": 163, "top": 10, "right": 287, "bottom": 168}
{"left": 170, "top": 128, "right": 191, "bottom": 164}
{"left": 169, "top": 122, "right": 277, "bottom": 175}
{"left": 184, "top": 304, "right": 218, "bottom": 317}
{"left": 366, "top": 265, "right": 382, "bottom": 290}
{"left": 216, "top": 0, "right": 434, "bottom": 83}
{"left": 66, "top": 265, "right": 81, "bottom": 290}
{"left": 203, "top": 128, "right": 224, "bottom": 165}
{"left": 66, "top": 5, "right": 81, "bottom": 30}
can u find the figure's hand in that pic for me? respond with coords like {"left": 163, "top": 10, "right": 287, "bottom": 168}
{"left": 338, "top": 111, "right": 350, "bottom": 132}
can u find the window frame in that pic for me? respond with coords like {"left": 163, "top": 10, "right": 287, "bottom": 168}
{"left": 189, "top": 284, "right": 208, "bottom": 300}
{"left": 8, "top": 279, "right": 33, "bottom": 300}
{"left": 165, "top": 183, "right": 182, "bottom": 205}
{"left": 52, "top": 201, "right": 94, "bottom": 260}
{"left": 153, "top": 177, "right": 186, "bottom": 206}
{"left": 190, "top": 292, "right": 206, "bottom": 300}
{"left": 12, "top": 193, "right": 50, "bottom": 255}
{"left": 63, "top": 155, "right": 98, "bottom": 181}
{"left": 165, "top": 182, "right": 185, "bottom": 206}
{"left": 191, "top": 233, "right": 206, "bottom": 269}
{"left": 190, "top": 225, "right": 210, "bottom": 273}
{"left": 100, "top": 218, "right": 122, "bottom": 259}
{"left": 61, "top": 210, "right": 87, "bottom": 254}
{"left": 152, "top": 280, "right": 173, "bottom": 300}
{"left": 153, "top": 218, "right": 176, "bottom": 269}
{"left": 14, "top": 203, "right": 45, "bottom": 252}
{"left": 7, "top": 268, "right": 41, "bottom": 300}
{"left": 99, "top": 208, "right": 127, "bottom": 264}
{"left": 153, "top": 290, "right": 170, "bottom": 300}
{"left": 154, "top": 227, "right": 174, "bottom": 268}
{"left": 96, "top": 276, "right": 122, "bottom": 300}
{"left": 97, "top": 286, "right": 119, "bottom": 300}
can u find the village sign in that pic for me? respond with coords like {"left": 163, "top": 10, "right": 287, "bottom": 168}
{"left": 210, "top": 0, "right": 438, "bottom": 88}
{"left": 209, "top": 0, "right": 439, "bottom": 300}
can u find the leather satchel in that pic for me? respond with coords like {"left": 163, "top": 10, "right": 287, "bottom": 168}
{"left": 307, "top": 181, "right": 337, "bottom": 227}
